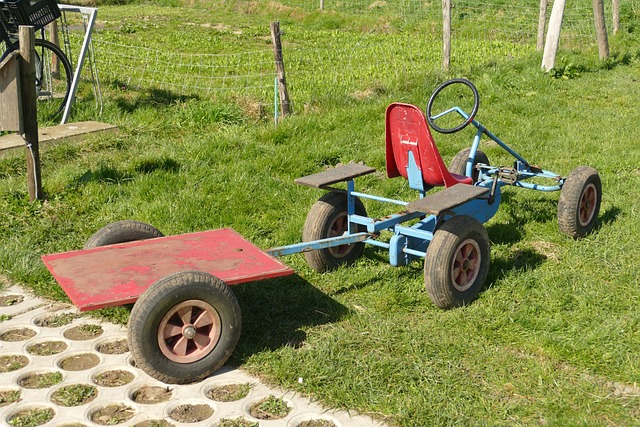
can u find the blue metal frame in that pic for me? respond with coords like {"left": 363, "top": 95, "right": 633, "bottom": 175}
{"left": 267, "top": 102, "right": 566, "bottom": 267}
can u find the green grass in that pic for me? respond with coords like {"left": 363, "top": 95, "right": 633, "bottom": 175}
{"left": 1, "top": 1, "right": 640, "bottom": 426}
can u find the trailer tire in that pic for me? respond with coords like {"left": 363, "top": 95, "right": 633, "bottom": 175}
{"left": 128, "top": 271, "right": 241, "bottom": 384}
{"left": 85, "top": 220, "right": 163, "bottom": 248}
{"left": 424, "top": 215, "right": 490, "bottom": 309}
{"left": 302, "top": 191, "right": 367, "bottom": 273}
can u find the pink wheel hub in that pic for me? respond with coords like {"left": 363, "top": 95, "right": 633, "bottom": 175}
{"left": 328, "top": 212, "right": 352, "bottom": 258}
{"left": 579, "top": 183, "right": 597, "bottom": 226}
{"left": 157, "top": 300, "right": 221, "bottom": 363}
{"left": 451, "top": 239, "right": 481, "bottom": 292}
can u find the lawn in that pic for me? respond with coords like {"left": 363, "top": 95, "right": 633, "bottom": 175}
{"left": 1, "top": 1, "right": 640, "bottom": 425}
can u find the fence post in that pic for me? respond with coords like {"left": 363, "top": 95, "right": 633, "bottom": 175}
{"left": 593, "top": 0, "right": 609, "bottom": 60}
{"left": 320, "top": 0, "right": 324, "bottom": 11}
{"left": 537, "top": 0, "right": 548, "bottom": 51}
{"left": 442, "top": 0, "right": 451, "bottom": 71}
{"left": 19, "top": 26, "right": 43, "bottom": 201}
{"left": 612, "top": 0, "right": 619, "bottom": 34}
{"left": 542, "top": 0, "right": 566, "bottom": 71}
{"left": 270, "top": 22, "right": 291, "bottom": 118}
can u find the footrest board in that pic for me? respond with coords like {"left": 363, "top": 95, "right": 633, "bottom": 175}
{"left": 42, "top": 228, "right": 295, "bottom": 312}
{"left": 406, "top": 184, "right": 489, "bottom": 216}
{"left": 295, "top": 163, "right": 376, "bottom": 188}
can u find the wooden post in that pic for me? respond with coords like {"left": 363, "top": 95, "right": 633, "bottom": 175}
{"left": 320, "top": 0, "right": 324, "bottom": 11}
{"left": 270, "top": 22, "right": 291, "bottom": 117}
{"left": 593, "top": 0, "right": 609, "bottom": 60}
{"left": 0, "top": 52, "right": 22, "bottom": 132}
{"left": 542, "top": 0, "right": 566, "bottom": 71}
{"left": 18, "top": 26, "right": 43, "bottom": 201}
{"left": 537, "top": 0, "right": 548, "bottom": 51}
{"left": 47, "top": 20, "right": 60, "bottom": 75}
{"left": 612, "top": 0, "right": 619, "bottom": 34}
{"left": 442, "top": 0, "right": 451, "bottom": 71}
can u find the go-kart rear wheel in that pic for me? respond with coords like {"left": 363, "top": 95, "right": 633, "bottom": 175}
{"left": 424, "top": 215, "right": 490, "bottom": 309}
{"left": 128, "top": 271, "right": 241, "bottom": 384}
{"left": 84, "top": 220, "right": 163, "bottom": 248}
{"left": 558, "top": 166, "right": 602, "bottom": 238}
{"left": 449, "top": 148, "right": 490, "bottom": 183}
{"left": 302, "top": 191, "right": 367, "bottom": 273}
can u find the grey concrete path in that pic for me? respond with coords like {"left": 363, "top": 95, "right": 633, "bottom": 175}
{"left": 0, "top": 284, "right": 386, "bottom": 427}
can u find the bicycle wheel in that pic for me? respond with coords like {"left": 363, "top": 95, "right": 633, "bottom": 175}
{"left": 34, "top": 39, "right": 72, "bottom": 119}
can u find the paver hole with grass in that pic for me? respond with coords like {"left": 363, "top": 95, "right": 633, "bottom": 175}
{"left": 7, "top": 407, "right": 54, "bottom": 427}
{"left": 50, "top": 384, "right": 98, "bottom": 406}
{"left": 249, "top": 395, "right": 290, "bottom": 420}
{"left": 207, "top": 383, "right": 252, "bottom": 402}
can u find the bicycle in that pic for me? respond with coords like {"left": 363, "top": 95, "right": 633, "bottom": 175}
{"left": 0, "top": 0, "right": 72, "bottom": 119}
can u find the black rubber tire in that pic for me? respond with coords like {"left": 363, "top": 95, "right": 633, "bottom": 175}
{"left": 128, "top": 271, "right": 242, "bottom": 384}
{"left": 84, "top": 220, "right": 164, "bottom": 248}
{"left": 558, "top": 166, "right": 602, "bottom": 239}
{"left": 34, "top": 39, "right": 73, "bottom": 120}
{"left": 424, "top": 215, "right": 491, "bottom": 309}
{"left": 426, "top": 78, "right": 480, "bottom": 134}
{"left": 302, "top": 191, "right": 367, "bottom": 273}
{"left": 449, "top": 148, "right": 490, "bottom": 183}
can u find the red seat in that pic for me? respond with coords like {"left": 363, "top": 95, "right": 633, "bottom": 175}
{"left": 385, "top": 102, "right": 472, "bottom": 190}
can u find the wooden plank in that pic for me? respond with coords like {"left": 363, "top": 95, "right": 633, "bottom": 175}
{"left": 295, "top": 163, "right": 376, "bottom": 188}
{"left": 406, "top": 184, "right": 489, "bottom": 216}
{"left": 42, "top": 228, "right": 295, "bottom": 311}
{"left": 0, "top": 51, "right": 22, "bottom": 132}
{"left": 0, "top": 121, "right": 119, "bottom": 156}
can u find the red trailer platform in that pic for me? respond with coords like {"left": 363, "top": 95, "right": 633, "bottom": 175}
{"left": 42, "top": 228, "right": 294, "bottom": 311}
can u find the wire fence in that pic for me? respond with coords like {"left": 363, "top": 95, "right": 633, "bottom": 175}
{"left": 82, "top": 0, "right": 637, "bottom": 118}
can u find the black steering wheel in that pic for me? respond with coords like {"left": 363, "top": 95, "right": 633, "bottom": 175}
{"left": 426, "top": 78, "right": 480, "bottom": 134}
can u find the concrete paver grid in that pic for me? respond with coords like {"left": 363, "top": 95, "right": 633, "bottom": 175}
{"left": 0, "top": 285, "right": 386, "bottom": 427}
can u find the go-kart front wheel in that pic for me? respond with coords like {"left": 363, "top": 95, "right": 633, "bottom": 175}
{"left": 424, "top": 215, "right": 491, "bottom": 309}
{"left": 128, "top": 271, "right": 241, "bottom": 384}
{"left": 302, "top": 191, "right": 367, "bottom": 273}
{"left": 558, "top": 166, "right": 602, "bottom": 239}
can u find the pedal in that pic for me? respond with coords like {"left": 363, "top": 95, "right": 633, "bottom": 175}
{"left": 498, "top": 167, "right": 518, "bottom": 184}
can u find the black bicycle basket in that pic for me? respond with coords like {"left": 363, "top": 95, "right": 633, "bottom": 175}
{"left": 0, "top": 0, "right": 61, "bottom": 34}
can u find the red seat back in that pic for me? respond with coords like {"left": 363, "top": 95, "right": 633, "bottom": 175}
{"left": 385, "top": 103, "right": 472, "bottom": 189}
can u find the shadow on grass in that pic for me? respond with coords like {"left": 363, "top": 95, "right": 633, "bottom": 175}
{"left": 230, "top": 275, "right": 349, "bottom": 363}
{"left": 111, "top": 83, "right": 199, "bottom": 113}
{"left": 72, "top": 157, "right": 180, "bottom": 186}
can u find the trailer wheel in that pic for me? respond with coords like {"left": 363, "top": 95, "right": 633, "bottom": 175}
{"left": 424, "top": 215, "right": 490, "bottom": 309}
{"left": 449, "top": 148, "right": 490, "bottom": 183}
{"left": 558, "top": 166, "right": 602, "bottom": 239}
{"left": 85, "top": 220, "right": 163, "bottom": 248}
{"left": 128, "top": 271, "right": 241, "bottom": 384}
{"left": 302, "top": 191, "right": 367, "bottom": 273}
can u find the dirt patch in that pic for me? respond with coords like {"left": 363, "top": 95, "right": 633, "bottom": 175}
{"left": 59, "top": 353, "right": 100, "bottom": 371}
{"left": 27, "top": 340, "right": 68, "bottom": 356}
{"left": 19, "top": 371, "right": 63, "bottom": 388}
{"left": 249, "top": 395, "right": 291, "bottom": 420}
{"left": 7, "top": 407, "right": 54, "bottom": 426}
{"left": 131, "top": 386, "right": 173, "bottom": 404}
{"left": 207, "top": 383, "right": 252, "bottom": 402}
{"left": 0, "top": 354, "right": 29, "bottom": 372}
{"left": 35, "top": 312, "right": 80, "bottom": 327}
{"left": 0, "top": 389, "right": 21, "bottom": 406}
{"left": 51, "top": 384, "right": 98, "bottom": 406}
{"left": 0, "top": 327, "right": 37, "bottom": 341}
{"left": 63, "top": 324, "right": 104, "bottom": 340}
{"left": 92, "top": 370, "right": 135, "bottom": 387}
{"left": 133, "top": 421, "right": 175, "bottom": 427}
{"left": 0, "top": 294, "right": 24, "bottom": 306}
{"left": 298, "top": 420, "right": 338, "bottom": 427}
{"left": 219, "top": 418, "right": 258, "bottom": 427}
{"left": 169, "top": 404, "right": 214, "bottom": 423}
{"left": 90, "top": 404, "right": 136, "bottom": 425}
{"left": 96, "top": 338, "right": 128, "bottom": 354}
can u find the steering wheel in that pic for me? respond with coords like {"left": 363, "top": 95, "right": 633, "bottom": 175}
{"left": 426, "top": 78, "right": 480, "bottom": 134}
